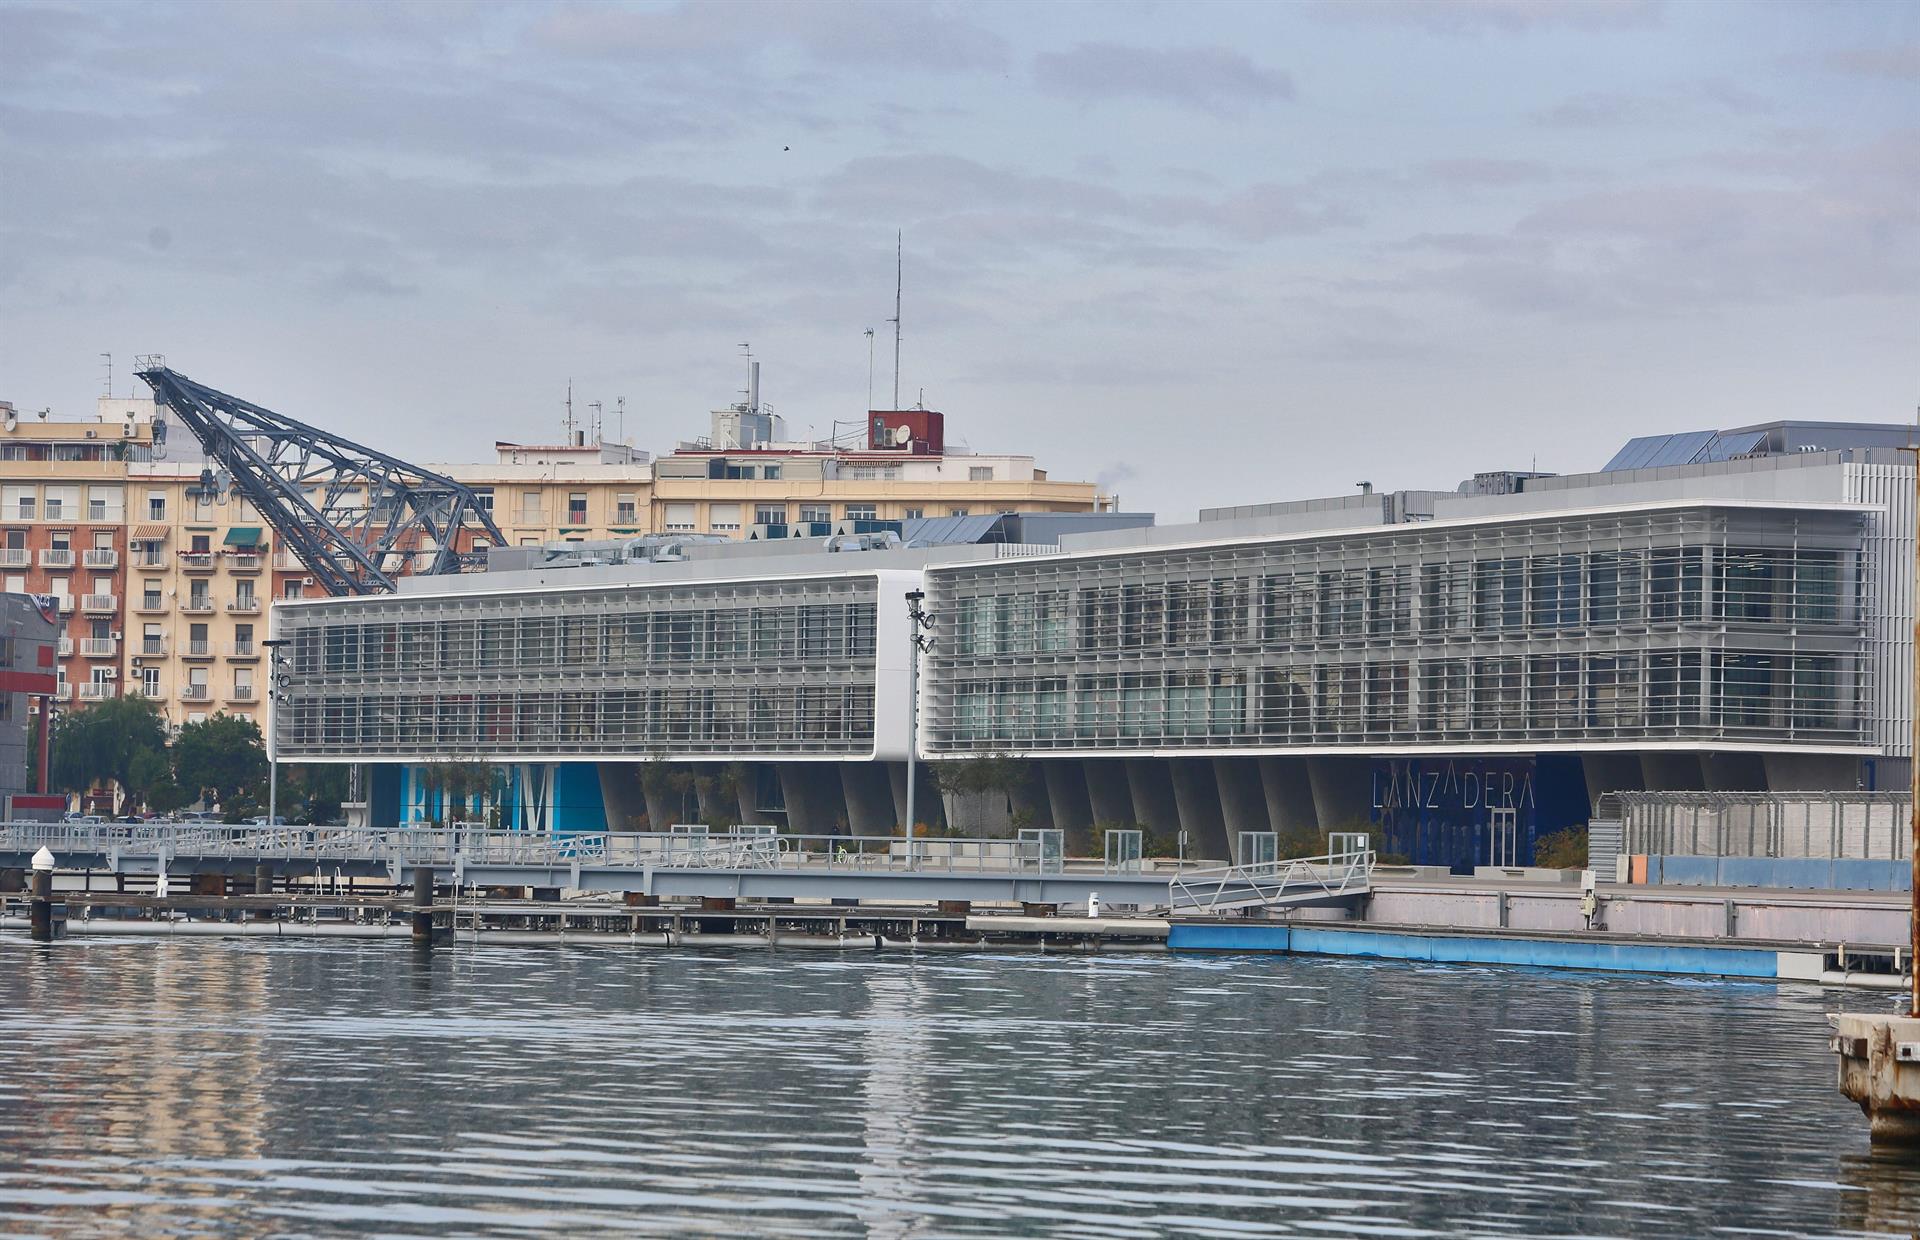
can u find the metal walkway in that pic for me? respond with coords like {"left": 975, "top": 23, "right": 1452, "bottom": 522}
{"left": 0, "top": 824, "right": 1372, "bottom": 913}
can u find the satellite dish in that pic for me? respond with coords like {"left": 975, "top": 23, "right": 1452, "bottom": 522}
{"left": 891, "top": 424, "right": 912, "bottom": 447}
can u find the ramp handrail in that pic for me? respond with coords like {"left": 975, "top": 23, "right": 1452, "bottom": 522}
{"left": 1167, "top": 849, "right": 1375, "bottom": 913}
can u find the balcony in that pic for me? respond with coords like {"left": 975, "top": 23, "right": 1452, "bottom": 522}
{"left": 182, "top": 640, "right": 215, "bottom": 660}
{"left": 77, "top": 683, "right": 116, "bottom": 702}
{"left": 80, "top": 637, "right": 117, "bottom": 659}
{"left": 180, "top": 552, "right": 215, "bottom": 573}
{"left": 41, "top": 505, "right": 63, "bottom": 522}
{"left": 38, "top": 548, "right": 73, "bottom": 569}
{"left": 53, "top": 683, "right": 70, "bottom": 702}
{"left": 87, "top": 506, "right": 109, "bottom": 523}
{"left": 132, "top": 550, "right": 168, "bottom": 569}
{"left": 180, "top": 685, "right": 212, "bottom": 704}
{"left": 181, "top": 597, "right": 215, "bottom": 615}
{"left": 82, "top": 548, "right": 118, "bottom": 569}
{"left": 226, "top": 597, "right": 262, "bottom": 615}
{"left": 225, "top": 688, "right": 259, "bottom": 704}
{"left": 229, "top": 552, "right": 262, "bottom": 572}
{"left": 139, "top": 637, "right": 168, "bottom": 657}
{"left": 0, "top": 549, "right": 27, "bottom": 569}
{"left": 134, "top": 596, "right": 167, "bottom": 615}
{"left": 228, "top": 641, "right": 259, "bottom": 659}
{"left": 53, "top": 595, "right": 73, "bottom": 615}
{"left": 273, "top": 550, "right": 303, "bottom": 571}
{"left": 81, "top": 594, "right": 117, "bottom": 615}
{"left": 56, "top": 636, "right": 73, "bottom": 658}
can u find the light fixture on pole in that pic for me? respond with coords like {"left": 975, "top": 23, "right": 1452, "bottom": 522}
{"left": 903, "top": 589, "right": 935, "bottom": 869}
{"left": 263, "top": 638, "right": 289, "bottom": 828}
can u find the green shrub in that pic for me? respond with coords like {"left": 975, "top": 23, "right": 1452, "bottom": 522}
{"left": 1534, "top": 827, "right": 1588, "bottom": 870}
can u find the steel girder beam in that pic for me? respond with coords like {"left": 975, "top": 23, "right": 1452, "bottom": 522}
{"left": 136, "top": 365, "right": 505, "bottom": 596}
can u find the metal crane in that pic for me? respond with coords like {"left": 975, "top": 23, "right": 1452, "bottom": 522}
{"left": 136, "top": 361, "right": 505, "bottom": 596}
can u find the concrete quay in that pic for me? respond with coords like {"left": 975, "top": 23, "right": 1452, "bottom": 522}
{"left": 1831, "top": 1012, "right": 1920, "bottom": 1142}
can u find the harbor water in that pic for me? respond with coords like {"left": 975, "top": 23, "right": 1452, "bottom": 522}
{"left": 1, "top": 941, "right": 1916, "bottom": 1237}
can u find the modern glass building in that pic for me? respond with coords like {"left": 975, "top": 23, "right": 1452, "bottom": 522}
{"left": 271, "top": 424, "right": 1916, "bottom": 869}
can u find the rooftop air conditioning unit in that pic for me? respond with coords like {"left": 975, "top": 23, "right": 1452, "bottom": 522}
{"left": 84, "top": 430, "right": 97, "bottom": 439}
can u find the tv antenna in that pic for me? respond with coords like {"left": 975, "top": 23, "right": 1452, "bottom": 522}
{"left": 100, "top": 353, "right": 112, "bottom": 399}
{"left": 563, "top": 378, "right": 574, "bottom": 442}
{"left": 864, "top": 328, "right": 875, "bottom": 412}
{"left": 888, "top": 232, "right": 902, "bottom": 411}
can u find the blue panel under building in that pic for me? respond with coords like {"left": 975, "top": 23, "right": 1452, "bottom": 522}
{"left": 1369, "top": 754, "right": 1589, "bottom": 872}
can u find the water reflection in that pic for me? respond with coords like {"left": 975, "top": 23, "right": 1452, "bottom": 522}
{"left": 0, "top": 940, "right": 1906, "bottom": 1237}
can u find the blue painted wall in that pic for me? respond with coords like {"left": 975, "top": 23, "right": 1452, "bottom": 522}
{"left": 1648, "top": 855, "right": 1910, "bottom": 892}
{"left": 1369, "top": 754, "right": 1589, "bottom": 872}
{"left": 1167, "top": 921, "right": 1781, "bottom": 979}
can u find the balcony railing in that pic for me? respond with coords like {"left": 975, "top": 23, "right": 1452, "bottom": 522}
{"left": 228, "top": 641, "right": 258, "bottom": 659}
{"left": 181, "top": 597, "right": 215, "bottom": 615}
{"left": 183, "top": 640, "right": 214, "bottom": 659}
{"left": 134, "top": 596, "right": 166, "bottom": 614}
{"left": 139, "top": 638, "right": 168, "bottom": 657}
{"left": 82, "top": 548, "right": 118, "bottom": 569}
{"left": 56, "top": 636, "right": 73, "bottom": 658}
{"left": 229, "top": 552, "right": 262, "bottom": 572}
{"left": 226, "top": 597, "right": 262, "bottom": 615}
{"left": 181, "top": 685, "right": 212, "bottom": 703}
{"left": 81, "top": 594, "right": 117, "bottom": 615}
{"left": 179, "top": 552, "right": 215, "bottom": 572}
{"left": 132, "top": 551, "right": 168, "bottom": 569}
{"left": 0, "top": 549, "right": 28, "bottom": 569}
{"left": 53, "top": 683, "right": 71, "bottom": 701}
{"left": 77, "top": 683, "right": 116, "bottom": 702}
{"left": 80, "top": 637, "right": 117, "bottom": 658}
{"left": 42, "top": 505, "right": 63, "bottom": 522}
{"left": 38, "top": 549, "right": 73, "bottom": 569}
{"left": 225, "top": 688, "right": 259, "bottom": 704}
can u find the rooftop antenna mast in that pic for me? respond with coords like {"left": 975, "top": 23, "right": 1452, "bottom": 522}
{"left": 100, "top": 353, "right": 112, "bottom": 399}
{"left": 587, "top": 400, "right": 603, "bottom": 444}
{"left": 617, "top": 396, "right": 627, "bottom": 445}
{"left": 564, "top": 379, "right": 574, "bottom": 443}
{"left": 889, "top": 231, "right": 902, "bottom": 411}
{"left": 865, "top": 328, "right": 876, "bottom": 412}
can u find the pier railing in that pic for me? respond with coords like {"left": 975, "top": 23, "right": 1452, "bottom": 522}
{"left": 1603, "top": 791, "right": 1912, "bottom": 861}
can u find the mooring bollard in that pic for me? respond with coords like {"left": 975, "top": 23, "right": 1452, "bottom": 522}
{"left": 29, "top": 846, "right": 54, "bottom": 943}
{"left": 412, "top": 868, "right": 434, "bottom": 947}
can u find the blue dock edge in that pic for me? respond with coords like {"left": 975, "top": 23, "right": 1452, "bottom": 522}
{"left": 1167, "top": 922, "right": 1784, "bottom": 979}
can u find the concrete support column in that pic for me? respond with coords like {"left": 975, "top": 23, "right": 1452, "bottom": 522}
{"left": 1126, "top": 759, "right": 1181, "bottom": 836}
{"left": 1009, "top": 761, "right": 1054, "bottom": 833}
{"left": 1640, "top": 751, "right": 1705, "bottom": 791}
{"left": 641, "top": 774, "right": 676, "bottom": 833}
{"left": 734, "top": 763, "right": 764, "bottom": 826}
{"left": 1579, "top": 753, "right": 1645, "bottom": 808}
{"left": 840, "top": 763, "right": 895, "bottom": 834}
{"left": 1306, "top": 755, "right": 1374, "bottom": 835}
{"left": 1169, "top": 757, "right": 1230, "bottom": 863}
{"left": 598, "top": 763, "right": 647, "bottom": 833}
{"left": 1084, "top": 758, "right": 1135, "bottom": 830}
{"left": 780, "top": 764, "right": 848, "bottom": 837}
{"left": 888, "top": 760, "right": 947, "bottom": 834}
{"left": 1758, "top": 753, "right": 1861, "bottom": 791}
{"left": 1259, "top": 756, "right": 1317, "bottom": 835}
{"left": 1701, "top": 751, "right": 1767, "bottom": 791}
{"left": 1043, "top": 760, "right": 1096, "bottom": 855}
{"left": 1213, "top": 758, "right": 1271, "bottom": 862}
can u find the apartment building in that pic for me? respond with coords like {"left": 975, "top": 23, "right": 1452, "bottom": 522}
{"left": 0, "top": 399, "right": 148, "bottom": 709}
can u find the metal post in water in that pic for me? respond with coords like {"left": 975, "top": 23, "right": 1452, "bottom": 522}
{"left": 412, "top": 868, "right": 434, "bottom": 947}
{"left": 903, "top": 590, "right": 935, "bottom": 870}
{"left": 28, "top": 846, "right": 54, "bottom": 943}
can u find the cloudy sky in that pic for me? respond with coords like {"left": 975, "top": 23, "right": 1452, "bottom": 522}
{"left": 2, "top": 0, "right": 1915, "bottom": 518}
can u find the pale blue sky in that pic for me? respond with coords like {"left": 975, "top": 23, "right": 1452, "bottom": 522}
{"left": 2, "top": 0, "right": 1914, "bottom": 516}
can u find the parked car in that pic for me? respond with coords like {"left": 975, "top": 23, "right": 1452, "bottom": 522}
{"left": 62, "top": 812, "right": 103, "bottom": 824}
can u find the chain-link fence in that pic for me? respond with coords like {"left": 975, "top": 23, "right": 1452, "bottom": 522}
{"left": 1599, "top": 791, "right": 1910, "bottom": 860}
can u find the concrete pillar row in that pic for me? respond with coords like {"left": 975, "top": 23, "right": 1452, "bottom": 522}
{"left": 1213, "top": 758, "right": 1271, "bottom": 863}
{"left": 1306, "top": 755, "right": 1374, "bottom": 835}
{"left": 1579, "top": 753, "right": 1645, "bottom": 809}
{"left": 1126, "top": 759, "right": 1181, "bottom": 837}
{"left": 1169, "top": 757, "right": 1231, "bottom": 863}
{"left": 780, "top": 764, "right": 848, "bottom": 836}
{"left": 1043, "top": 760, "right": 1096, "bottom": 855}
{"left": 1640, "top": 751, "right": 1706, "bottom": 792}
{"left": 1084, "top": 758, "right": 1136, "bottom": 830}
{"left": 840, "top": 762, "right": 896, "bottom": 834}
{"left": 1258, "top": 756, "right": 1317, "bottom": 835}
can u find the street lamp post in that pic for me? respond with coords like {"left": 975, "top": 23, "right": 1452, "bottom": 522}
{"left": 903, "top": 590, "right": 935, "bottom": 868}
{"left": 264, "top": 639, "right": 288, "bottom": 827}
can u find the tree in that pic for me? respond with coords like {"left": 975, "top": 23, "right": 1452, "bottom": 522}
{"left": 145, "top": 780, "right": 193, "bottom": 815}
{"left": 48, "top": 695, "right": 170, "bottom": 809}
{"left": 282, "top": 764, "right": 350, "bottom": 825}
{"left": 929, "top": 747, "right": 1027, "bottom": 836}
{"left": 173, "top": 713, "right": 268, "bottom": 811}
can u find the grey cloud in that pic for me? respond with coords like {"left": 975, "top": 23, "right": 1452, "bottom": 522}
{"left": 1531, "top": 92, "right": 1653, "bottom": 128}
{"left": 318, "top": 267, "right": 419, "bottom": 299}
{"left": 1033, "top": 43, "right": 1294, "bottom": 115}
{"left": 1418, "top": 158, "right": 1555, "bottom": 187}
{"left": 1315, "top": 0, "right": 1664, "bottom": 35}
{"left": 1823, "top": 44, "right": 1920, "bottom": 80}
{"left": 530, "top": 0, "right": 1010, "bottom": 73}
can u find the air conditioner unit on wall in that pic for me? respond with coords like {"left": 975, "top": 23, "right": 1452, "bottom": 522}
{"left": 100, "top": 667, "right": 117, "bottom": 680}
